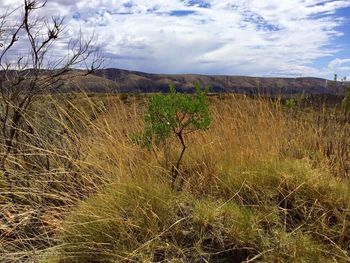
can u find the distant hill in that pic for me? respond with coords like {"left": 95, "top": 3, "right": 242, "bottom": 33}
{"left": 89, "top": 68, "right": 346, "bottom": 95}
{"left": 1, "top": 68, "right": 348, "bottom": 95}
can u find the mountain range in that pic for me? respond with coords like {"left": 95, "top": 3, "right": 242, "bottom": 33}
{"left": 65, "top": 68, "right": 345, "bottom": 96}
{"left": 4, "top": 68, "right": 347, "bottom": 95}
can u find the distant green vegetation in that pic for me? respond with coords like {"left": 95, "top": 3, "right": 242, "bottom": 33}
{"left": 285, "top": 98, "right": 297, "bottom": 109}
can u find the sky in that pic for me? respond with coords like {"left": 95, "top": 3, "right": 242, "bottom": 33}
{"left": 1, "top": 0, "right": 350, "bottom": 79}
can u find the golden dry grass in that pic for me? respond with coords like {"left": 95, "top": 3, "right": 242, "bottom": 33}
{"left": 1, "top": 93, "right": 350, "bottom": 262}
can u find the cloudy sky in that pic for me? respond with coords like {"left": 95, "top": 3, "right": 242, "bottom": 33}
{"left": 1, "top": 0, "right": 350, "bottom": 79}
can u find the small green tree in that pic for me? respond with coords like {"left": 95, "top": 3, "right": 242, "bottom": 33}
{"left": 135, "top": 83, "right": 211, "bottom": 189}
{"left": 285, "top": 98, "right": 297, "bottom": 109}
{"left": 341, "top": 85, "right": 350, "bottom": 118}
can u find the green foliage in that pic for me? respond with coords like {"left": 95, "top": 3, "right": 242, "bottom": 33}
{"left": 285, "top": 98, "right": 297, "bottom": 109}
{"left": 136, "top": 83, "right": 211, "bottom": 148}
{"left": 341, "top": 86, "right": 350, "bottom": 114}
{"left": 134, "top": 83, "right": 211, "bottom": 188}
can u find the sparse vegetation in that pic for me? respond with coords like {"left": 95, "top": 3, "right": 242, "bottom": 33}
{"left": 2, "top": 2, "right": 350, "bottom": 263}
{"left": 0, "top": 0, "right": 100, "bottom": 173}
{"left": 2, "top": 91, "right": 350, "bottom": 262}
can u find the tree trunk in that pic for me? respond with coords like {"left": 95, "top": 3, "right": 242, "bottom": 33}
{"left": 171, "top": 132, "right": 186, "bottom": 190}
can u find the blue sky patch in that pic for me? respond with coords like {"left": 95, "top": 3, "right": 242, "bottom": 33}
{"left": 169, "top": 10, "right": 196, "bottom": 17}
{"left": 72, "top": 12, "right": 81, "bottom": 20}
{"left": 185, "top": 0, "right": 211, "bottom": 8}
{"left": 311, "top": 6, "right": 350, "bottom": 75}
{"left": 123, "top": 2, "right": 133, "bottom": 8}
{"left": 147, "top": 6, "right": 159, "bottom": 13}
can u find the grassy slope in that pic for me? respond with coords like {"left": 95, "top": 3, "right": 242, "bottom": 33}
{"left": 2, "top": 94, "right": 350, "bottom": 262}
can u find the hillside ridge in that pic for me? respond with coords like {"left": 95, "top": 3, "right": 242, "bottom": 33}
{"left": 91, "top": 68, "right": 346, "bottom": 95}
{"left": 1, "top": 68, "right": 347, "bottom": 95}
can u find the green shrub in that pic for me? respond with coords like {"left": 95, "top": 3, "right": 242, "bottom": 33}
{"left": 134, "top": 83, "right": 211, "bottom": 189}
{"left": 342, "top": 86, "right": 350, "bottom": 115}
{"left": 285, "top": 98, "right": 297, "bottom": 109}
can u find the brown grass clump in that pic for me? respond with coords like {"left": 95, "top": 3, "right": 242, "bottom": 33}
{"left": 43, "top": 160, "right": 350, "bottom": 262}
{"left": 2, "top": 93, "right": 350, "bottom": 262}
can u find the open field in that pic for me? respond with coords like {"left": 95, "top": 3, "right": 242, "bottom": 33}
{"left": 1, "top": 93, "right": 350, "bottom": 262}
{"left": 1, "top": 1, "right": 350, "bottom": 262}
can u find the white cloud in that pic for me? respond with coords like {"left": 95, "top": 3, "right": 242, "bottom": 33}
{"left": 329, "top": 58, "right": 350, "bottom": 70}
{"left": 1, "top": 0, "right": 350, "bottom": 78}
{"left": 328, "top": 58, "right": 350, "bottom": 81}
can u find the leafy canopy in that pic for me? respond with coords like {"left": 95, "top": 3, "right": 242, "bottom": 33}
{"left": 137, "top": 83, "right": 211, "bottom": 149}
